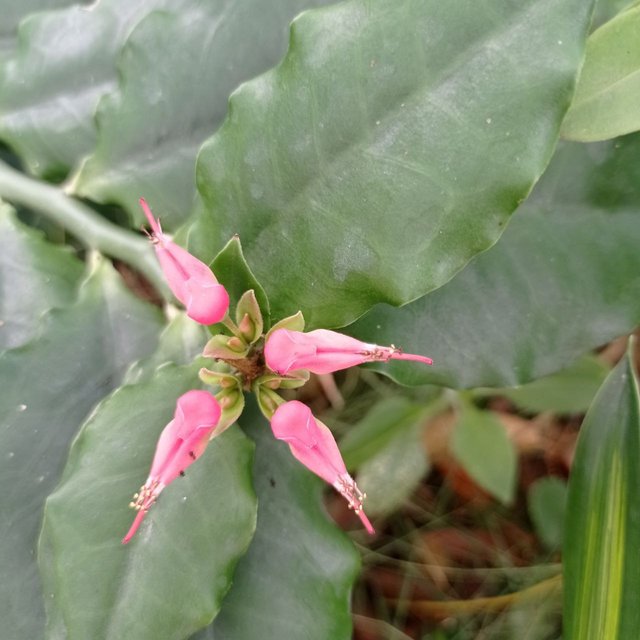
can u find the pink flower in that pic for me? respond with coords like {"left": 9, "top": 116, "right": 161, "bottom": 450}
{"left": 122, "top": 390, "right": 221, "bottom": 544}
{"left": 265, "top": 328, "right": 433, "bottom": 375}
{"left": 271, "top": 400, "right": 374, "bottom": 534}
{"left": 140, "top": 198, "right": 229, "bottom": 325}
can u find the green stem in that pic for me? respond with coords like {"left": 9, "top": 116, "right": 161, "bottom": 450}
{"left": 0, "top": 160, "right": 169, "bottom": 297}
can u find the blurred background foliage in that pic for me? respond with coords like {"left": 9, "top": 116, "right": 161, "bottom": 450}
{"left": 1, "top": 0, "right": 639, "bottom": 638}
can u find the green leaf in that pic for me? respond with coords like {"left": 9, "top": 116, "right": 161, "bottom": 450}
{"left": 211, "top": 235, "right": 270, "bottom": 329}
{"left": 192, "top": 402, "right": 360, "bottom": 640}
{"left": 0, "top": 258, "right": 163, "bottom": 639}
{"left": 0, "top": 0, "right": 159, "bottom": 179}
{"left": 0, "top": 0, "right": 85, "bottom": 59}
{"left": 356, "top": 419, "right": 430, "bottom": 517}
{"left": 452, "top": 405, "right": 517, "bottom": 504}
{"left": 0, "top": 202, "right": 82, "bottom": 348}
{"left": 562, "top": 4, "right": 640, "bottom": 142}
{"left": 563, "top": 339, "right": 640, "bottom": 639}
{"left": 70, "top": 0, "right": 335, "bottom": 227}
{"left": 491, "top": 357, "right": 610, "bottom": 414}
{"left": 592, "top": 0, "right": 640, "bottom": 28}
{"left": 195, "top": 0, "right": 595, "bottom": 328}
{"left": 39, "top": 364, "right": 257, "bottom": 639}
{"left": 124, "top": 309, "right": 208, "bottom": 385}
{"left": 528, "top": 477, "right": 567, "bottom": 550}
{"left": 339, "top": 396, "right": 428, "bottom": 469}
{"left": 349, "top": 139, "right": 640, "bottom": 389}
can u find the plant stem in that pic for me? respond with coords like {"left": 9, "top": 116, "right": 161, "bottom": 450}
{"left": 0, "top": 160, "right": 169, "bottom": 297}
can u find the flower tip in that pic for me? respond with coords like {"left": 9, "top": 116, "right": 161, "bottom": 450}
{"left": 358, "top": 510, "right": 375, "bottom": 535}
{"left": 122, "top": 509, "right": 147, "bottom": 545}
{"left": 138, "top": 197, "right": 161, "bottom": 236}
{"left": 393, "top": 352, "right": 433, "bottom": 366}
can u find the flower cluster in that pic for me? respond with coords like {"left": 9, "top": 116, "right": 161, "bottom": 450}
{"left": 124, "top": 200, "right": 432, "bottom": 543}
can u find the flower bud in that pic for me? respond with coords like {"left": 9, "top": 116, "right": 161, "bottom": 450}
{"left": 271, "top": 401, "right": 374, "bottom": 534}
{"left": 265, "top": 328, "right": 432, "bottom": 376}
{"left": 122, "top": 390, "right": 221, "bottom": 544}
{"left": 140, "top": 198, "right": 229, "bottom": 325}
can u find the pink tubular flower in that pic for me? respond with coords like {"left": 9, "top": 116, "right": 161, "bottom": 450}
{"left": 122, "top": 390, "right": 221, "bottom": 544}
{"left": 264, "top": 328, "right": 433, "bottom": 376}
{"left": 271, "top": 400, "right": 374, "bottom": 534}
{"left": 140, "top": 198, "right": 229, "bottom": 325}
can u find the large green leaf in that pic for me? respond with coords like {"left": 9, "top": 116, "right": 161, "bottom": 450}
{"left": 192, "top": 403, "right": 360, "bottom": 640}
{"left": 70, "top": 0, "right": 334, "bottom": 228}
{"left": 563, "top": 339, "right": 640, "bottom": 639}
{"left": 0, "top": 201, "right": 82, "bottom": 348}
{"left": 562, "top": 4, "right": 640, "bottom": 142}
{"left": 349, "top": 140, "right": 640, "bottom": 389}
{"left": 0, "top": 0, "right": 86, "bottom": 59}
{"left": 39, "top": 364, "right": 257, "bottom": 640}
{"left": 124, "top": 310, "right": 207, "bottom": 385}
{"left": 0, "top": 258, "right": 163, "bottom": 640}
{"left": 195, "top": 0, "right": 595, "bottom": 328}
{"left": 484, "top": 356, "right": 610, "bottom": 414}
{"left": 0, "top": 0, "right": 163, "bottom": 179}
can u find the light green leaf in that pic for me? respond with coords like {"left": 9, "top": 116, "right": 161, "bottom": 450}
{"left": 192, "top": 402, "right": 360, "bottom": 640}
{"left": 71, "top": 0, "right": 335, "bottom": 228}
{"left": 39, "top": 364, "right": 257, "bottom": 639}
{"left": 356, "top": 420, "right": 430, "bottom": 517}
{"left": 563, "top": 339, "right": 640, "bottom": 639}
{"left": 491, "top": 357, "right": 610, "bottom": 414}
{"left": 528, "top": 477, "right": 568, "bottom": 550}
{"left": 0, "top": 258, "right": 163, "bottom": 640}
{"left": 195, "top": 0, "right": 595, "bottom": 328}
{"left": 349, "top": 139, "right": 640, "bottom": 389}
{"left": 0, "top": 202, "right": 82, "bottom": 348}
{"left": 452, "top": 405, "right": 517, "bottom": 504}
{"left": 562, "top": 4, "right": 640, "bottom": 142}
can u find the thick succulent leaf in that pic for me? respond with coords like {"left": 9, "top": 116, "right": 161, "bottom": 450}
{"left": 0, "top": 0, "right": 168, "bottom": 178}
{"left": 124, "top": 310, "right": 207, "bottom": 385}
{"left": 528, "top": 477, "right": 567, "bottom": 550}
{"left": 452, "top": 405, "right": 517, "bottom": 504}
{"left": 195, "top": 0, "right": 595, "bottom": 328}
{"left": 349, "top": 138, "right": 640, "bottom": 389}
{"left": 0, "top": 0, "right": 86, "bottom": 59}
{"left": 192, "top": 402, "right": 360, "bottom": 640}
{"left": 0, "top": 201, "right": 82, "bottom": 348}
{"left": 564, "top": 339, "right": 640, "bottom": 639}
{"left": 211, "top": 236, "right": 270, "bottom": 329}
{"left": 71, "top": 0, "right": 335, "bottom": 228}
{"left": 486, "top": 356, "right": 610, "bottom": 414}
{"left": 39, "top": 364, "right": 257, "bottom": 640}
{"left": 0, "top": 258, "right": 162, "bottom": 640}
{"left": 562, "top": 4, "right": 640, "bottom": 142}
